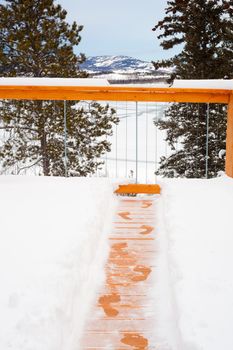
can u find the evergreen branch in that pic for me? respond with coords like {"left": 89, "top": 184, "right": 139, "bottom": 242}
{"left": 0, "top": 126, "right": 39, "bottom": 133}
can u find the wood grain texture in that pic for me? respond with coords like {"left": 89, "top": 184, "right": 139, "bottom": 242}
{"left": 0, "top": 85, "right": 231, "bottom": 103}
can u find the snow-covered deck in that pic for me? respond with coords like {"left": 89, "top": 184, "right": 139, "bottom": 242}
{"left": 1, "top": 176, "right": 233, "bottom": 350}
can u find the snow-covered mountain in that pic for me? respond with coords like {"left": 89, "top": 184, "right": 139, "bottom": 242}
{"left": 80, "top": 55, "right": 171, "bottom": 83}
{"left": 81, "top": 55, "right": 154, "bottom": 74}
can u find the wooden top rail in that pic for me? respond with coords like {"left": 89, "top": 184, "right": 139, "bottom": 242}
{"left": 0, "top": 85, "right": 232, "bottom": 103}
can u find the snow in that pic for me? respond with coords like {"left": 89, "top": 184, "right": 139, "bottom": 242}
{"left": 172, "top": 79, "right": 233, "bottom": 90}
{"left": 0, "top": 77, "right": 110, "bottom": 86}
{"left": 156, "top": 176, "right": 233, "bottom": 349}
{"left": 0, "top": 176, "right": 116, "bottom": 350}
{"left": 218, "top": 149, "right": 226, "bottom": 159}
{"left": 1, "top": 174, "right": 233, "bottom": 350}
{"left": 1, "top": 77, "right": 232, "bottom": 91}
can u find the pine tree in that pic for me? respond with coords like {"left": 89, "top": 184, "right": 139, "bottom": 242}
{"left": 0, "top": 0, "right": 118, "bottom": 176}
{"left": 152, "top": 0, "right": 233, "bottom": 178}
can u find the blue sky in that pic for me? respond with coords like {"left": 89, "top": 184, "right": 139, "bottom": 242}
{"left": 57, "top": 0, "right": 176, "bottom": 62}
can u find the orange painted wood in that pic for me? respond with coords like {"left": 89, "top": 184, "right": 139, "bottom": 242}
{"left": 115, "top": 184, "right": 161, "bottom": 194}
{"left": 226, "top": 94, "right": 233, "bottom": 177}
{"left": 0, "top": 85, "right": 231, "bottom": 103}
{"left": 81, "top": 197, "right": 157, "bottom": 349}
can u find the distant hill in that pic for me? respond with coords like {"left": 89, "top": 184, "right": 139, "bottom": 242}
{"left": 81, "top": 55, "right": 154, "bottom": 73}
{"left": 80, "top": 55, "right": 171, "bottom": 84}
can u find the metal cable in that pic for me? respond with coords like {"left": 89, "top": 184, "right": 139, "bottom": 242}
{"left": 125, "top": 101, "right": 128, "bottom": 178}
{"left": 136, "top": 101, "right": 138, "bottom": 183}
{"left": 206, "top": 103, "right": 210, "bottom": 179}
{"left": 115, "top": 102, "right": 118, "bottom": 178}
{"left": 146, "top": 103, "right": 148, "bottom": 183}
{"left": 155, "top": 103, "right": 158, "bottom": 183}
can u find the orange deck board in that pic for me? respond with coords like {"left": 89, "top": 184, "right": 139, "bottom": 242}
{"left": 115, "top": 184, "right": 161, "bottom": 195}
{"left": 81, "top": 196, "right": 158, "bottom": 349}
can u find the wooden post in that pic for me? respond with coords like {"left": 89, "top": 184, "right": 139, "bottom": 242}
{"left": 226, "top": 94, "right": 233, "bottom": 177}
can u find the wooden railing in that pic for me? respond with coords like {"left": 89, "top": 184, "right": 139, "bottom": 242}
{"left": 0, "top": 80, "right": 232, "bottom": 183}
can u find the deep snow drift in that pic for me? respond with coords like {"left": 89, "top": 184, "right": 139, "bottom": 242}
{"left": 156, "top": 175, "right": 233, "bottom": 350}
{"left": 0, "top": 176, "right": 116, "bottom": 350}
